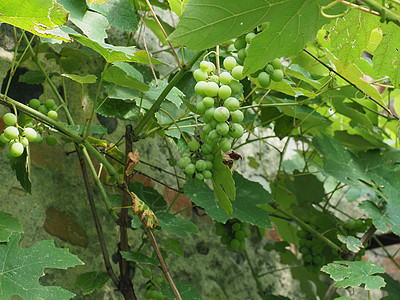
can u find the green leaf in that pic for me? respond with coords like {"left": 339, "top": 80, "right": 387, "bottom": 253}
{"left": 62, "top": 73, "right": 97, "bottom": 84}
{"left": 0, "top": 233, "right": 83, "bottom": 299}
{"left": 144, "top": 80, "right": 184, "bottom": 108}
{"left": 286, "top": 170, "right": 325, "bottom": 205}
{"left": 160, "top": 281, "right": 202, "bottom": 300}
{"left": 211, "top": 152, "right": 235, "bottom": 216}
{"left": 157, "top": 213, "right": 198, "bottom": 238}
{"left": 321, "top": 260, "right": 386, "bottom": 290}
{"left": 337, "top": 234, "right": 363, "bottom": 252}
{"left": 0, "top": 0, "right": 71, "bottom": 41}
{"left": 333, "top": 131, "right": 381, "bottom": 151}
{"left": 286, "top": 64, "right": 322, "bottom": 89}
{"left": 104, "top": 65, "right": 149, "bottom": 93}
{"left": 162, "top": 238, "right": 184, "bottom": 257}
{"left": 184, "top": 172, "right": 273, "bottom": 228}
{"left": 9, "top": 151, "right": 31, "bottom": 194}
{"left": 94, "top": 97, "right": 139, "bottom": 120}
{"left": 71, "top": 34, "right": 166, "bottom": 64}
{"left": 332, "top": 98, "right": 373, "bottom": 130}
{"left": 87, "top": 0, "right": 138, "bottom": 32}
{"left": 120, "top": 251, "right": 158, "bottom": 265}
{"left": 0, "top": 211, "right": 23, "bottom": 243}
{"left": 373, "top": 23, "right": 400, "bottom": 88}
{"left": 19, "top": 70, "right": 46, "bottom": 84}
{"left": 145, "top": 17, "right": 176, "bottom": 46}
{"left": 75, "top": 272, "right": 110, "bottom": 295}
{"left": 168, "top": 0, "right": 189, "bottom": 17}
{"left": 129, "top": 182, "right": 167, "bottom": 212}
{"left": 381, "top": 273, "right": 400, "bottom": 300}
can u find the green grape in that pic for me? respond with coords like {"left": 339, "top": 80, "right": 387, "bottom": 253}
{"left": 208, "top": 129, "right": 219, "bottom": 142}
{"left": 193, "top": 69, "right": 208, "bottom": 82}
{"left": 45, "top": 135, "right": 57, "bottom": 146}
{"left": 271, "top": 57, "right": 282, "bottom": 69}
{"left": 311, "top": 245, "right": 321, "bottom": 254}
{"left": 194, "top": 81, "right": 207, "bottom": 96}
{"left": 3, "top": 113, "right": 17, "bottom": 126}
{"left": 299, "top": 246, "right": 309, "bottom": 255}
{"left": 219, "top": 138, "right": 231, "bottom": 152}
{"left": 245, "top": 32, "right": 256, "bottom": 43}
{"left": 237, "top": 48, "right": 246, "bottom": 62}
{"left": 297, "top": 230, "right": 309, "bottom": 240}
{"left": 209, "top": 74, "right": 220, "bottom": 84}
{"left": 313, "top": 256, "right": 322, "bottom": 264}
{"left": 20, "top": 137, "right": 29, "bottom": 147}
{"left": 196, "top": 100, "right": 207, "bottom": 115}
{"left": 209, "top": 119, "right": 218, "bottom": 128}
{"left": 184, "top": 163, "right": 196, "bottom": 175}
{"left": 229, "top": 123, "right": 244, "bottom": 138}
{"left": 221, "top": 234, "right": 231, "bottom": 245}
{"left": 202, "top": 169, "right": 212, "bottom": 179}
{"left": 305, "top": 240, "right": 313, "bottom": 247}
{"left": 205, "top": 62, "right": 216, "bottom": 74}
{"left": 303, "top": 254, "right": 313, "bottom": 263}
{"left": 45, "top": 99, "right": 56, "bottom": 109}
{"left": 29, "top": 98, "right": 41, "bottom": 109}
{"left": 232, "top": 222, "right": 241, "bottom": 231}
{"left": 215, "top": 222, "right": 226, "bottom": 236}
{"left": 0, "top": 133, "right": 9, "bottom": 144}
{"left": 347, "top": 219, "right": 357, "bottom": 230}
{"left": 239, "top": 240, "right": 246, "bottom": 251}
{"left": 205, "top": 160, "right": 213, "bottom": 170}
{"left": 10, "top": 142, "right": 24, "bottom": 157}
{"left": 228, "top": 80, "right": 242, "bottom": 95}
{"left": 141, "top": 269, "right": 152, "bottom": 278}
{"left": 188, "top": 140, "right": 200, "bottom": 152}
{"left": 205, "top": 82, "right": 219, "bottom": 97}
{"left": 242, "top": 227, "right": 251, "bottom": 238}
{"left": 235, "top": 230, "right": 245, "bottom": 240}
{"left": 214, "top": 107, "right": 230, "bottom": 122}
{"left": 230, "top": 239, "right": 240, "bottom": 249}
{"left": 226, "top": 244, "right": 234, "bottom": 251}
{"left": 223, "top": 97, "right": 240, "bottom": 111}
{"left": 218, "top": 85, "right": 232, "bottom": 100}
{"left": 216, "top": 122, "right": 229, "bottom": 136}
{"left": 230, "top": 110, "right": 244, "bottom": 123}
{"left": 38, "top": 104, "right": 49, "bottom": 115}
{"left": 234, "top": 36, "right": 246, "bottom": 50}
{"left": 223, "top": 56, "right": 237, "bottom": 71}
{"left": 202, "top": 97, "right": 214, "bottom": 108}
{"left": 201, "top": 143, "right": 213, "bottom": 154}
{"left": 203, "top": 123, "right": 213, "bottom": 135}
{"left": 219, "top": 72, "right": 232, "bottom": 85}
{"left": 195, "top": 172, "right": 204, "bottom": 181}
{"left": 231, "top": 66, "right": 244, "bottom": 80}
{"left": 265, "top": 64, "right": 275, "bottom": 74}
{"left": 47, "top": 110, "right": 58, "bottom": 120}
{"left": 271, "top": 69, "right": 284, "bottom": 82}
{"left": 258, "top": 72, "right": 271, "bottom": 88}
{"left": 4, "top": 126, "right": 19, "bottom": 140}
{"left": 299, "top": 239, "right": 307, "bottom": 247}
{"left": 168, "top": 157, "right": 177, "bottom": 167}
{"left": 204, "top": 107, "right": 216, "bottom": 122}
{"left": 23, "top": 128, "right": 37, "bottom": 142}
{"left": 195, "top": 159, "right": 206, "bottom": 171}
{"left": 200, "top": 60, "right": 209, "bottom": 71}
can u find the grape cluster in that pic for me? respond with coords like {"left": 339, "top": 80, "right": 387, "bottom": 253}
{"left": 215, "top": 219, "right": 250, "bottom": 252}
{"left": 297, "top": 228, "right": 325, "bottom": 271}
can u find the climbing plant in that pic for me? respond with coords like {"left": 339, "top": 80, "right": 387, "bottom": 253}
{"left": 1, "top": 0, "right": 400, "bottom": 299}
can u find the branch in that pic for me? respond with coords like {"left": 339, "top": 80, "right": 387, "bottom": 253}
{"left": 361, "top": 0, "right": 400, "bottom": 26}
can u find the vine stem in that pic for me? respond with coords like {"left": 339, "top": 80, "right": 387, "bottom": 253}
{"left": 133, "top": 51, "right": 205, "bottom": 140}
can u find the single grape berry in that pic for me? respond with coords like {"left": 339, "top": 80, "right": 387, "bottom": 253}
{"left": 209, "top": 75, "right": 220, "bottom": 84}
{"left": 230, "top": 239, "right": 240, "bottom": 249}
{"left": 194, "top": 81, "right": 207, "bottom": 96}
{"left": 245, "top": 32, "right": 256, "bottom": 43}
{"left": 271, "top": 57, "right": 282, "bottom": 69}
{"left": 216, "top": 122, "right": 229, "bottom": 136}
{"left": 38, "top": 105, "right": 49, "bottom": 115}
{"left": 47, "top": 110, "right": 58, "bottom": 120}
{"left": 195, "top": 159, "right": 207, "bottom": 171}
{"left": 223, "top": 97, "right": 240, "bottom": 111}
{"left": 178, "top": 157, "right": 191, "bottom": 169}
{"left": 45, "top": 135, "right": 57, "bottom": 146}
{"left": 4, "top": 126, "right": 19, "bottom": 140}
{"left": 202, "top": 97, "right": 214, "bottom": 108}
{"left": 205, "top": 160, "right": 213, "bottom": 170}
{"left": 193, "top": 69, "right": 208, "bottom": 82}
{"left": 219, "top": 72, "right": 232, "bottom": 85}
{"left": 258, "top": 72, "right": 271, "bottom": 88}
{"left": 10, "top": 142, "right": 24, "bottom": 157}
{"left": 206, "top": 62, "right": 216, "bottom": 74}
{"left": 229, "top": 123, "right": 244, "bottom": 139}
{"left": 204, "top": 107, "right": 216, "bottom": 122}
{"left": 195, "top": 172, "right": 204, "bottom": 181}
{"left": 20, "top": 137, "right": 29, "bottom": 147}
{"left": 3, "top": 113, "right": 17, "bottom": 126}
{"left": 237, "top": 48, "right": 246, "bottom": 62}
{"left": 33, "top": 133, "right": 43, "bottom": 144}
{"left": 45, "top": 99, "right": 56, "bottom": 110}
{"left": 214, "top": 107, "right": 230, "bottom": 123}
{"left": 200, "top": 60, "right": 209, "bottom": 71}
{"left": 265, "top": 64, "right": 275, "bottom": 74}
{"left": 219, "top": 138, "right": 231, "bottom": 152}
{"left": 229, "top": 80, "right": 242, "bottom": 95}
{"left": 234, "top": 36, "right": 246, "bottom": 50}
{"left": 218, "top": 85, "right": 232, "bottom": 100}
{"left": 196, "top": 100, "right": 207, "bottom": 115}
{"left": 271, "top": 69, "right": 284, "bottom": 82}
{"left": 215, "top": 223, "right": 226, "bottom": 236}
{"left": 230, "top": 110, "right": 244, "bottom": 123}
{"left": 205, "top": 82, "right": 219, "bottom": 97}
{"left": 232, "top": 222, "right": 241, "bottom": 231}
{"left": 184, "top": 163, "right": 196, "bottom": 175}
{"left": 23, "top": 127, "right": 37, "bottom": 142}
{"left": 223, "top": 57, "right": 237, "bottom": 71}
{"left": 0, "top": 133, "right": 9, "bottom": 144}
{"left": 188, "top": 140, "right": 200, "bottom": 152}
{"left": 231, "top": 66, "right": 244, "bottom": 80}
{"left": 29, "top": 98, "right": 41, "bottom": 109}
{"left": 202, "top": 170, "right": 212, "bottom": 179}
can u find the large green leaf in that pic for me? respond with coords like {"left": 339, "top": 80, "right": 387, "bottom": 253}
{"left": 321, "top": 260, "right": 386, "bottom": 290}
{"left": 0, "top": 212, "right": 23, "bottom": 243}
{"left": 157, "top": 213, "right": 198, "bottom": 238}
{"left": 104, "top": 64, "right": 150, "bottom": 92}
{"left": 167, "top": 0, "right": 190, "bottom": 17}
{"left": 160, "top": 281, "right": 201, "bottom": 300}
{"left": 129, "top": 182, "right": 167, "bottom": 212}
{"left": 62, "top": 74, "right": 97, "bottom": 84}
{"left": 0, "top": 233, "right": 83, "bottom": 299}
{"left": 75, "top": 272, "right": 110, "bottom": 295}
{"left": 0, "top": 0, "right": 70, "bottom": 41}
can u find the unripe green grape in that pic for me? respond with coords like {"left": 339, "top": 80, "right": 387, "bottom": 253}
{"left": 0, "top": 133, "right": 9, "bottom": 144}
{"left": 202, "top": 169, "right": 212, "bottom": 179}
{"left": 242, "top": 226, "right": 250, "bottom": 237}
{"left": 229, "top": 123, "right": 244, "bottom": 138}
{"left": 258, "top": 72, "right": 271, "bottom": 88}
{"left": 205, "top": 82, "right": 219, "bottom": 97}
{"left": 29, "top": 98, "right": 41, "bottom": 109}
{"left": 271, "top": 69, "right": 284, "bottom": 82}
{"left": 195, "top": 172, "right": 204, "bottom": 181}
{"left": 271, "top": 57, "right": 282, "bottom": 69}
{"left": 230, "top": 110, "right": 244, "bottom": 123}
{"left": 195, "top": 159, "right": 206, "bottom": 171}
{"left": 185, "top": 163, "right": 196, "bottom": 175}
{"left": 47, "top": 110, "right": 58, "bottom": 120}
{"left": 183, "top": 152, "right": 192, "bottom": 158}
{"left": 45, "top": 135, "right": 57, "bottom": 146}
{"left": 206, "top": 62, "right": 216, "bottom": 74}
{"left": 237, "top": 48, "right": 246, "bottom": 62}
{"left": 178, "top": 157, "right": 191, "bottom": 169}
{"left": 45, "top": 99, "right": 56, "bottom": 109}
{"left": 168, "top": 157, "right": 177, "bottom": 167}
{"left": 203, "top": 123, "right": 213, "bottom": 135}
{"left": 299, "top": 246, "right": 309, "bottom": 255}
{"left": 216, "top": 122, "right": 229, "bottom": 136}
{"left": 188, "top": 140, "right": 200, "bottom": 152}
{"left": 221, "top": 234, "right": 231, "bottom": 245}
{"left": 209, "top": 75, "right": 220, "bottom": 84}
{"left": 313, "top": 256, "right": 322, "bottom": 264}
{"left": 193, "top": 69, "right": 208, "bottom": 82}
{"left": 311, "top": 245, "right": 321, "bottom": 254}
{"left": 194, "top": 81, "right": 207, "bottom": 96}
{"left": 4, "top": 126, "right": 19, "bottom": 140}
{"left": 234, "top": 36, "right": 246, "bottom": 50}
{"left": 209, "top": 119, "right": 218, "bottom": 128}
{"left": 232, "top": 222, "right": 241, "bottom": 231}
{"left": 223, "top": 97, "right": 240, "bottom": 111}
{"left": 205, "top": 160, "right": 213, "bottom": 170}
{"left": 196, "top": 100, "right": 206, "bottom": 115}
{"left": 245, "top": 32, "right": 256, "bottom": 43}
{"left": 10, "top": 142, "right": 24, "bottom": 157}
{"left": 204, "top": 107, "right": 216, "bottom": 122}
{"left": 215, "top": 223, "right": 226, "bottom": 236}
{"left": 3, "top": 113, "right": 17, "bottom": 126}
{"left": 219, "top": 138, "right": 231, "bottom": 152}
{"left": 265, "top": 64, "right": 275, "bottom": 74}
{"left": 297, "top": 230, "right": 308, "bottom": 238}
{"left": 200, "top": 60, "right": 209, "bottom": 71}
{"left": 223, "top": 57, "right": 237, "bottom": 71}
{"left": 230, "top": 239, "right": 240, "bottom": 249}
{"left": 239, "top": 240, "right": 246, "bottom": 251}
{"left": 38, "top": 104, "right": 49, "bottom": 115}
{"left": 20, "top": 137, "right": 29, "bottom": 147}
{"left": 304, "top": 254, "right": 313, "bottom": 263}
{"left": 208, "top": 129, "right": 219, "bottom": 142}
{"left": 202, "top": 97, "right": 214, "bottom": 108}
{"left": 214, "top": 107, "right": 230, "bottom": 122}
{"left": 305, "top": 240, "right": 313, "bottom": 247}
{"left": 201, "top": 143, "right": 213, "bottom": 154}
{"left": 218, "top": 85, "right": 232, "bottom": 100}
{"left": 219, "top": 72, "right": 232, "bottom": 85}
{"left": 235, "top": 230, "right": 245, "bottom": 240}
{"left": 231, "top": 66, "right": 244, "bottom": 80}
{"left": 347, "top": 219, "right": 357, "bottom": 230}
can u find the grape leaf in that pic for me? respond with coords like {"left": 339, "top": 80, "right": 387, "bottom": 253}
{"left": 160, "top": 281, "right": 201, "bottom": 300}
{"left": 75, "top": 272, "right": 110, "bottom": 295}
{"left": 0, "top": 0, "right": 71, "bottom": 41}
{"left": 168, "top": 0, "right": 189, "bottom": 17}
{"left": 0, "top": 211, "right": 23, "bottom": 243}
{"left": 19, "top": 70, "right": 46, "bottom": 84}
{"left": 285, "top": 170, "right": 325, "bottom": 205}
{"left": 62, "top": 74, "right": 97, "bottom": 84}
{"left": 162, "top": 238, "right": 184, "bottom": 257}
{"left": 373, "top": 23, "right": 400, "bottom": 88}
{"left": 94, "top": 97, "right": 139, "bottom": 120}
{"left": 0, "top": 233, "right": 83, "bottom": 299}
{"left": 321, "top": 260, "right": 386, "bottom": 290}
{"left": 9, "top": 151, "right": 31, "bottom": 194}
{"left": 337, "top": 234, "right": 363, "bottom": 252}
{"left": 120, "top": 251, "right": 158, "bottom": 265}
{"left": 103, "top": 64, "right": 150, "bottom": 92}
{"left": 129, "top": 182, "right": 167, "bottom": 212}
{"left": 157, "top": 213, "right": 198, "bottom": 238}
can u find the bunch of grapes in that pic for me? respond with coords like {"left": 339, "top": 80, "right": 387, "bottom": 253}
{"left": 215, "top": 219, "right": 251, "bottom": 252}
{"left": 297, "top": 228, "right": 325, "bottom": 271}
